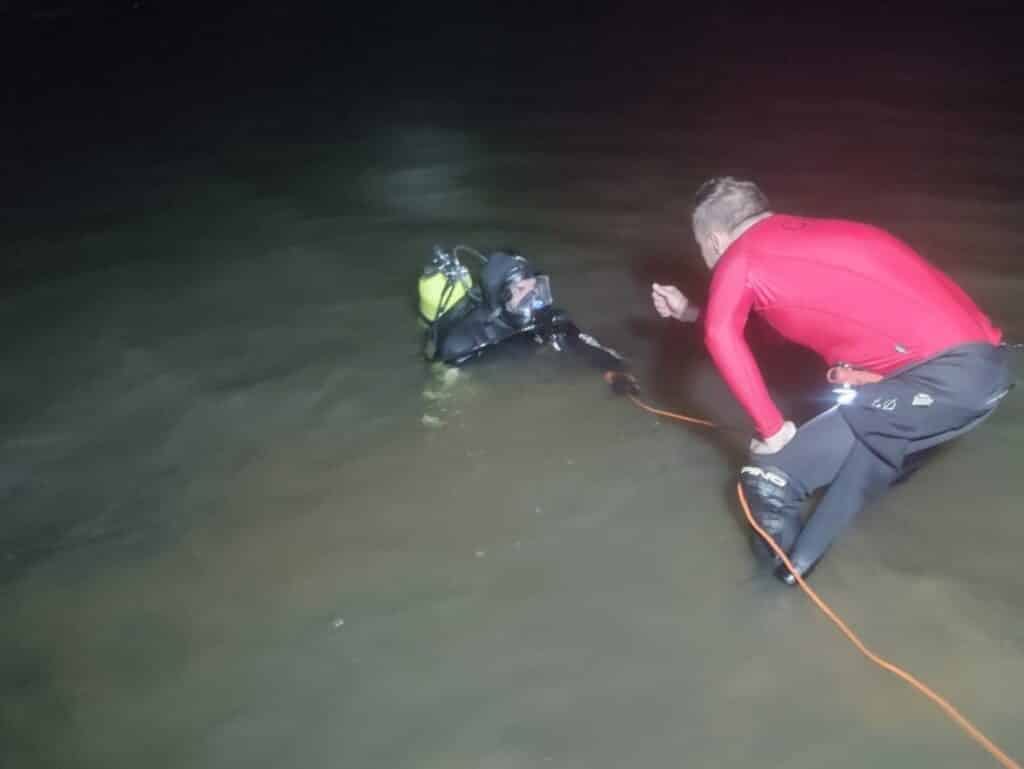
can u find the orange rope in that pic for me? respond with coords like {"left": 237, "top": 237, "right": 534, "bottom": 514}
{"left": 737, "top": 484, "right": 1020, "bottom": 769}
{"left": 624, "top": 385, "right": 1020, "bottom": 769}
{"left": 627, "top": 394, "right": 719, "bottom": 428}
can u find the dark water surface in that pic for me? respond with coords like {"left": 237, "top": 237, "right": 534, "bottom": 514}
{"left": 2, "top": 7, "right": 1023, "bottom": 768}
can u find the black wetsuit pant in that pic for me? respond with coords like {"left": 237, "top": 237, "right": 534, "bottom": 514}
{"left": 743, "top": 343, "right": 1013, "bottom": 573}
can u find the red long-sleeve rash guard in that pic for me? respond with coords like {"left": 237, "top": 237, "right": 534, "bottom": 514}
{"left": 704, "top": 215, "right": 1002, "bottom": 438}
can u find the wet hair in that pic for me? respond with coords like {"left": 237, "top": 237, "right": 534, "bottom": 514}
{"left": 692, "top": 177, "right": 770, "bottom": 241}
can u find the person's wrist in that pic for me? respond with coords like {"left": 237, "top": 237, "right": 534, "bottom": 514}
{"left": 750, "top": 420, "right": 796, "bottom": 454}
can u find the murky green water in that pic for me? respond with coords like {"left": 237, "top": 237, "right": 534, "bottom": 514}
{"left": 2, "top": 21, "right": 1023, "bottom": 768}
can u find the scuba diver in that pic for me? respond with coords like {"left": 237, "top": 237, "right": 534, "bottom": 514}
{"left": 418, "top": 245, "right": 627, "bottom": 372}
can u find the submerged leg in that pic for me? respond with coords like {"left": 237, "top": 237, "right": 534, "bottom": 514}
{"left": 781, "top": 441, "right": 898, "bottom": 583}
{"left": 741, "top": 407, "right": 858, "bottom": 567}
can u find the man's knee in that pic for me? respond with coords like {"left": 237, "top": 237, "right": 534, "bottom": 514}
{"left": 739, "top": 464, "right": 805, "bottom": 563}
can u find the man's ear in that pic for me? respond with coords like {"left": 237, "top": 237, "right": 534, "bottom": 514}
{"left": 709, "top": 230, "right": 726, "bottom": 257}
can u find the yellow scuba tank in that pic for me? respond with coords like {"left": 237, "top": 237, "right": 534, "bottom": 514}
{"left": 418, "top": 246, "right": 473, "bottom": 323}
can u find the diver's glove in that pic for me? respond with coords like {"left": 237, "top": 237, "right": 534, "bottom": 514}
{"left": 773, "top": 556, "right": 820, "bottom": 586}
{"left": 534, "top": 307, "right": 574, "bottom": 336}
{"left": 604, "top": 371, "right": 640, "bottom": 396}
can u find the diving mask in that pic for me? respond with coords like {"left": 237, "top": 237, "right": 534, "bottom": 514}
{"left": 503, "top": 274, "right": 553, "bottom": 326}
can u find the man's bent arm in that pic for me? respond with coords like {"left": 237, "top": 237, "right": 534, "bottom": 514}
{"left": 704, "top": 252, "right": 785, "bottom": 438}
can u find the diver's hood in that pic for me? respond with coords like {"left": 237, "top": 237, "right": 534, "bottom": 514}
{"left": 480, "top": 251, "right": 535, "bottom": 308}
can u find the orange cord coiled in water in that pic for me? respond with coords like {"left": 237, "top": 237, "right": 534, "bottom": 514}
{"left": 615, "top": 377, "right": 1021, "bottom": 769}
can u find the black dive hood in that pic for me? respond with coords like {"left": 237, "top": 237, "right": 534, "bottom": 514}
{"left": 480, "top": 251, "right": 536, "bottom": 310}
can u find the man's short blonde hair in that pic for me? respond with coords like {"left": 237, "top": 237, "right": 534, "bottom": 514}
{"left": 692, "top": 177, "right": 770, "bottom": 241}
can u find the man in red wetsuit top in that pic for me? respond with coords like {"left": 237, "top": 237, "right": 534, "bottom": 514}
{"left": 651, "top": 177, "right": 1013, "bottom": 584}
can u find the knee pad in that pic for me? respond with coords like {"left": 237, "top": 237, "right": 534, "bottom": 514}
{"left": 739, "top": 464, "right": 805, "bottom": 563}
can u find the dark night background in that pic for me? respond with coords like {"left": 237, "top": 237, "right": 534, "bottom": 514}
{"left": 4, "top": 3, "right": 1022, "bottom": 288}
{"left": 2, "top": 3, "right": 1024, "bottom": 768}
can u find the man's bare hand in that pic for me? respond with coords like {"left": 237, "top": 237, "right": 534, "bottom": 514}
{"left": 750, "top": 420, "right": 797, "bottom": 455}
{"left": 826, "top": 366, "right": 883, "bottom": 386}
{"left": 651, "top": 283, "right": 690, "bottom": 321}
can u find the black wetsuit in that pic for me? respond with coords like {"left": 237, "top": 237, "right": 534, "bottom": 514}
{"left": 431, "top": 301, "right": 625, "bottom": 371}
{"left": 425, "top": 251, "right": 627, "bottom": 371}
{"left": 743, "top": 342, "right": 1013, "bottom": 580}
